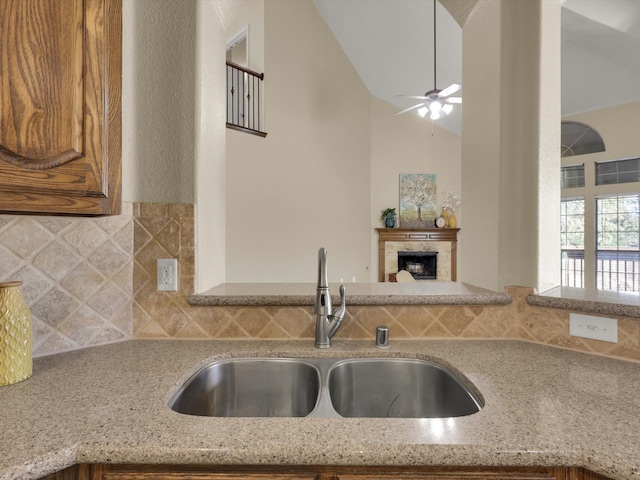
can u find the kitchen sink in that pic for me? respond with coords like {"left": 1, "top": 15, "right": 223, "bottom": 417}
{"left": 327, "top": 358, "right": 482, "bottom": 418}
{"left": 169, "top": 358, "right": 321, "bottom": 417}
{"left": 168, "top": 357, "right": 482, "bottom": 418}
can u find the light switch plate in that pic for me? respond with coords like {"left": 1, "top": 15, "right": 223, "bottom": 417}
{"left": 157, "top": 259, "right": 178, "bottom": 292}
{"left": 569, "top": 313, "right": 618, "bottom": 343}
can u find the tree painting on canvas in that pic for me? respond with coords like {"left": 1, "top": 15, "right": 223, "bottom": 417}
{"left": 399, "top": 174, "right": 437, "bottom": 228}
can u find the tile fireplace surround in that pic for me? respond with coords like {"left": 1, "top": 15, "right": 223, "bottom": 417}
{"left": 376, "top": 228, "right": 459, "bottom": 282}
{"left": 0, "top": 202, "right": 639, "bottom": 362}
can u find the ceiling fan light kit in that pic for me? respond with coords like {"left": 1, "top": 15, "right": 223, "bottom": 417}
{"left": 397, "top": 0, "right": 461, "bottom": 120}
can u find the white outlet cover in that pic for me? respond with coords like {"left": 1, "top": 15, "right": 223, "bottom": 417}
{"left": 157, "top": 259, "right": 178, "bottom": 292}
{"left": 569, "top": 313, "right": 618, "bottom": 343}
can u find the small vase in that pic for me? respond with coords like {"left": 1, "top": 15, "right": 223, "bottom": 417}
{"left": 385, "top": 214, "right": 396, "bottom": 228}
{"left": 449, "top": 212, "right": 457, "bottom": 228}
{"left": 0, "top": 281, "right": 32, "bottom": 386}
{"left": 441, "top": 208, "right": 450, "bottom": 228}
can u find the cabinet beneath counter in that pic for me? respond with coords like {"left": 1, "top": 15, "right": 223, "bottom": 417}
{"left": 40, "top": 464, "right": 615, "bottom": 480}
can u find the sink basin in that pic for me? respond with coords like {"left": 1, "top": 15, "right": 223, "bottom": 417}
{"left": 169, "top": 358, "right": 321, "bottom": 417}
{"left": 169, "top": 357, "right": 482, "bottom": 418}
{"left": 327, "top": 358, "right": 483, "bottom": 418}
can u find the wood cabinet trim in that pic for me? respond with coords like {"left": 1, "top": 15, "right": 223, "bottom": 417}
{"left": 0, "top": 0, "right": 122, "bottom": 215}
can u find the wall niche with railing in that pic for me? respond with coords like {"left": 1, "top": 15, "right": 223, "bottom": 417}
{"left": 226, "top": 61, "right": 267, "bottom": 137}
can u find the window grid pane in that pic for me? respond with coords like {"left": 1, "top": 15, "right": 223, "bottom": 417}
{"left": 561, "top": 165, "right": 585, "bottom": 189}
{"left": 561, "top": 197, "right": 585, "bottom": 288}
{"left": 595, "top": 194, "right": 640, "bottom": 292}
{"left": 596, "top": 158, "right": 640, "bottom": 186}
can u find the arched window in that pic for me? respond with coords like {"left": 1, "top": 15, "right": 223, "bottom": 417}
{"left": 561, "top": 121, "right": 605, "bottom": 157}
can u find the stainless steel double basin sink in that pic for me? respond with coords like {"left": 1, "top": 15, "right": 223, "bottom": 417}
{"left": 168, "top": 357, "right": 483, "bottom": 419}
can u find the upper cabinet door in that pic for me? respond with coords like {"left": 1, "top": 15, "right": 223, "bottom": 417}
{"left": 0, "top": 0, "right": 122, "bottom": 215}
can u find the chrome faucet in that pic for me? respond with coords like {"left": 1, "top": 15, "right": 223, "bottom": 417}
{"left": 314, "top": 247, "right": 346, "bottom": 348}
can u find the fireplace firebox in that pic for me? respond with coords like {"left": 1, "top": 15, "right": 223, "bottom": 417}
{"left": 397, "top": 251, "right": 437, "bottom": 280}
{"left": 376, "top": 228, "right": 459, "bottom": 282}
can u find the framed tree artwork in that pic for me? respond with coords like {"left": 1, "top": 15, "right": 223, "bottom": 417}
{"left": 399, "top": 174, "right": 437, "bottom": 228}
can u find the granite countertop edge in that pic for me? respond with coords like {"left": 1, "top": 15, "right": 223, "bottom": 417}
{"left": 1, "top": 339, "right": 638, "bottom": 480}
{"left": 529, "top": 286, "right": 640, "bottom": 319}
{"left": 187, "top": 293, "right": 513, "bottom": 306}
{"left": 188, "top": 283, "right": 640, "bottom": 321}
{"left": 527, "top": 294, "right": 640, "bottom": 318}
{"left": 187, "top": 282, "right": 513, "bottom": 307}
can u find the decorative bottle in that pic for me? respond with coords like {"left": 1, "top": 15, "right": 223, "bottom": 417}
{"left": 0, "top": 281, "right": 32, "bottom": 386}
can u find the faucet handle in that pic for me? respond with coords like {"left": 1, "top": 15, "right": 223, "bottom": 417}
{"left": 337, "top": 284, "right": 346, "bottom": 309}
{"left": 328, "top": 284, "right": 346, "bottom": 338}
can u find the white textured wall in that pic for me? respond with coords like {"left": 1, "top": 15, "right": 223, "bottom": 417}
{"left": 122, "top": 0, "right": 239, "bottom": 291}
{"left": 121, "top": 0, "right": 196, "bottom": 204}
{"left": 460, "top": 0, "right": 560, "bottom": 291}
{"left": 193, "top": 0, "right": 241, "bottom": 291}
{"left": 460, "top": 0, "right": 501, "bottom": 289}
{"left": 536, "top": 0, "right": 561, "bottom": 293}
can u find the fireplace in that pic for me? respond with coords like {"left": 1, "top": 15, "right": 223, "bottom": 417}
{"left": 376, "top": 228, "right": 459, "bottom": 282}
{"left": 397, "top": 251, "right": 437, "bottom": 280}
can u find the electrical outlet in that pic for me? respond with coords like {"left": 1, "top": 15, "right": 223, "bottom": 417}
{"left": 569, "top": 313, "right": 618, "bottom": 343}
{"left": 157, "top": 259, "right": 178, "bottom": 292}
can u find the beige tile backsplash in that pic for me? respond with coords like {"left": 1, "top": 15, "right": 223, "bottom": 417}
{"left": 0, "top": 202, "right": 638, "bottom": 362}
{"left": 0, "top": 205, "right": 133, "bottom": 356}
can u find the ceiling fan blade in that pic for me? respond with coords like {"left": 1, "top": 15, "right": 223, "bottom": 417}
{"left": 438, "top": 83, "right": 461, "bottom": 98}
{"left": 395, "top": 103, "right": 426, "bottom": 115}
{"left": 397, "top": 95, "right": 429, "bottom": 100}
{"left": 445, "top": 96, "right": 462, "bottom": 104}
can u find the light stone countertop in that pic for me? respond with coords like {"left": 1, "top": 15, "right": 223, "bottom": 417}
{"left": 1, "top": 339, "right": 639, "bottom": 480}
{"left": 529, "top": 286, "right": 640, "bottom": 319}
{"left": 188, "top": 282, "right": 512, "bottom": 306}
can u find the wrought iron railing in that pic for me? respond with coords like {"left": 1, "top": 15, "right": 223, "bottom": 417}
{"left": 226, "top": 61, "right": 266, "bottom": 137}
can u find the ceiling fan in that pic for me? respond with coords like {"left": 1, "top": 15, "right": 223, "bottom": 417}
{"left": 396, "top": 0, "right": 462, "bottom": 120}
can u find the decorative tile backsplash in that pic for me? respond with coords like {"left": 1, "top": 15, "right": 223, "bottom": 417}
{"left": 0, "top": 204, "right": 133, "bottom": 356}
{"left": 132, "top": 203, "right": 195, "bottom": 337}
{"left": 0, "top": 202, "right": 638, "bottom": 362}
{"left": 130, "top": 204, "right": 640, "bottom": 362}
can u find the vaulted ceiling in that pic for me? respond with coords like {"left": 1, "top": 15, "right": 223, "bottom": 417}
{"left": 314, "top": 0, "right": 640, "bottom": 136}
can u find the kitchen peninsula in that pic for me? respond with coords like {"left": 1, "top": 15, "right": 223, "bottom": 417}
{"left": 187, "top": 281, "right": 512, "bottom": 306}
{"left": 1, "top": 339, "right": 638, "bottom": 480}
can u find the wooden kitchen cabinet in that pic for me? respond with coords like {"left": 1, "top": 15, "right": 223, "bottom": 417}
{"left": 39, "top": 465, "right": 614, "bottom": 480}
{"left": 79, "top": 464, "right": 322, "bottom": 479}
{"left": 0, "top": 0, "right": 122, "bottom": 215}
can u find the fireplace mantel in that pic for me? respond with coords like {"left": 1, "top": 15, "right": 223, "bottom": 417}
{"left": 376, "top": 228, "right": 460, "bottom": 282}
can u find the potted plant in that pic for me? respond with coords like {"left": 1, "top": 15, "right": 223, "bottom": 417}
{"left": 380, "top": 208, "right": 397, "bottom": 228}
